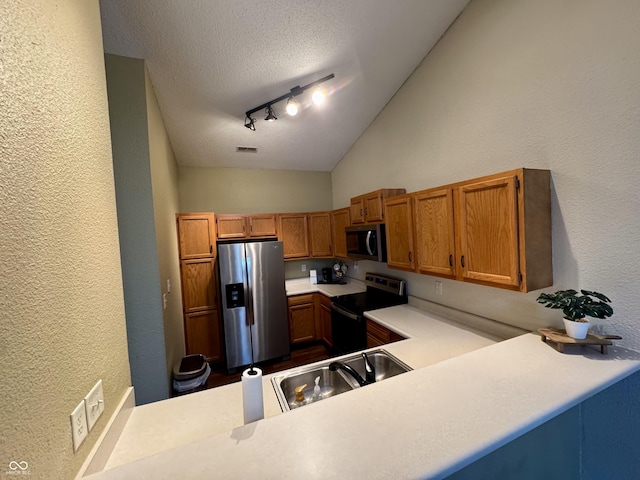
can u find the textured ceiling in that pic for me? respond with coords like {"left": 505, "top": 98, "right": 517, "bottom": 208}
{"left": 99, "top": 0, "right": 469, "bottom": 172}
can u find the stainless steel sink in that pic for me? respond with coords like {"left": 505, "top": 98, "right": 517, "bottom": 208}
{"left": 342, "top": 350, "right": 412, "bottom": 382}
{"left": 271, "top": 349, "right": 412, "bottom": 411}
{"left": 275, "top": 366, "right": 354, "bottom": 410}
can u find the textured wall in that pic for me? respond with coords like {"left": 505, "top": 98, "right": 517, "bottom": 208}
{"left": 0, "top": 1, "right": 131, "bottom": 478}
{"left": 145, "top": 67, "right": 185, "bottom": 384}
{"left": 104, "top": 55, "right": 169, "bottom": 405}
{"left": 178, "top": 167, "right": 333, "bottom": 214}
{"left": 333, "top": 0, "right": 640, "bottom": 351}
{"left": 332, "top": 0, "right": 640, "bottom": 475}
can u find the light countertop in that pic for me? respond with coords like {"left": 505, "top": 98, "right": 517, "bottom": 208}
{"left": 284, "top": 277, "right": 366, "bottom": 297}
{"left": 91, "top": 290, "right": 640, "bottom": 479}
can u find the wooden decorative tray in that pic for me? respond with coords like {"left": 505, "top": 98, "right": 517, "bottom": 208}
{"left": 538, "top": 328, "right": 622, "bottom": 354}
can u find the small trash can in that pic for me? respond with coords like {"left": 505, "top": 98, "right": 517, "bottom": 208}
{"left": 172, "top": 354, "right": 211, "bottom": 395}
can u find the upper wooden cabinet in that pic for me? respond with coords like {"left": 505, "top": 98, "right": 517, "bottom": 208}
{"left": 331, "top": 207, "right": 351, "bottom": 259}
{"left": 414, "top": 188, "right": 456, "bottom": 277}
{"left": 384, "top": 195, "right": 415, "bottom": 271}
{"left": 216, "top": 214, "right": 277, "bottom": 239}
{"left": 249, "top": 214, "right": 277, "bottom": 237}
{"left": 350, "top": 189, "right": 406, "bottom": 224}
{"left": 456, "top": 175, "right": 520, "bottom": 287}
{"left": 308, "top": 212, "right": 333, "bottom": 258}
{"left": 278, "top": 214, "right": 309, "bottom": 259}
{"left": 216, "top": 214, "right": 247, "bottom": 239}
{"left": 177, "top": 213, "right": 216, "bottom": 259}
{"left": 384, "top": 169, "right": 551, "bottom": 292}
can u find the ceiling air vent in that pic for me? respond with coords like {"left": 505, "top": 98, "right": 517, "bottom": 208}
{"left": 236, "top": 146, "right": 258, "bottom": 153}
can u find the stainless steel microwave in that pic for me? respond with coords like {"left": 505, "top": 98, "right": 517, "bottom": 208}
{"left": 345, "top": 224, "right": 387, "bottom": 262}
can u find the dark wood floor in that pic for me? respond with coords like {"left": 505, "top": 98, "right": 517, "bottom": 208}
{"left": 205, "top": 342, "right": 333, "bottom": 389}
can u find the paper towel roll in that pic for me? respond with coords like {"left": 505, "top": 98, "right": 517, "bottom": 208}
{"left": 242, "top": 367, "right": 264, "bottom": 424}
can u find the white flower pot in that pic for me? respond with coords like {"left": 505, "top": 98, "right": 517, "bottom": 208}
{"left": 563, "top": 318, "right": 590, "bottom": 340}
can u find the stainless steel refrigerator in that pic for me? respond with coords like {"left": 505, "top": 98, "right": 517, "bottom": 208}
{"left": 218, "top": 241, "right": 290, "bottom": 372}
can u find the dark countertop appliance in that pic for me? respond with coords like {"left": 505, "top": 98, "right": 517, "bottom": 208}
{"left": 331, "top": 272, "right": 407, "bottom": 355}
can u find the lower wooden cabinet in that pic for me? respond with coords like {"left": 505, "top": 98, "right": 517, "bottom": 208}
{"left": 184, "top": 309, "right": 223, "bottom": 362}
{"left": 366, "top": 319, "right": 405, "bottom": 348}
{"left": 287, "top": 293, "right": 334, "bottom": 347}
{"left": 288, "top": 294, "right": 316, "bottom": 344}
{"left": 317, "top": 294, "right": 333, "bottom": 348}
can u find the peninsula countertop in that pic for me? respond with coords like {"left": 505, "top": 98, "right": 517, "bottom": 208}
{"left": 90, "top": 283, "right": 640, "bottom": 479}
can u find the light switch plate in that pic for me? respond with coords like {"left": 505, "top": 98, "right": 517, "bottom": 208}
{"left": 70, "top": 400, "right": 88, "bottom": 452}
{"left": 84, "top": 379, "right": 104, "bottom": 432}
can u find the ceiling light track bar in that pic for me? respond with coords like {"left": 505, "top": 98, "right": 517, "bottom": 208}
{"left": 245, "top": 73, "right": 335, "bottom": 117}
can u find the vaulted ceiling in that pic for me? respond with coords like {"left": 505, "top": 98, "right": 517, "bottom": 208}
{"left": 99, "top": 0, "right": 469, "bottom": 172}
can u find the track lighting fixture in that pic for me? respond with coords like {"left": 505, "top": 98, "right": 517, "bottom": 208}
{"left": 264, "top": 105, "right": 277, "bottom": 121}
{"left": 244, "top": 115, "right": 256, "bottom": 131}
{"left": 243, "top": 73, "right": 334, "bottom": 131}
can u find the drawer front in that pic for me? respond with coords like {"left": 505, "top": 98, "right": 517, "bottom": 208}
{"left": 288, "top": 294, "right": 314, "bottom": 306}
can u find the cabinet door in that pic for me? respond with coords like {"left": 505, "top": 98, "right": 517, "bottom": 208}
{"left": 364, "top": 192, "right": 384, "bottom": 223}
{"left": 288, "top": 299, "right": 316, "bottom": 344}
{"left": 216, "top": 215, "right": 247, "bottom": 239}
{"left": 181, "top": 258, "right": 217, "bottom": 313}
{"left": 331, "top": 208, "right": 351, "bottom": 259}
{"left": 278, "top": 214, "right": 309, "bottom": 259}
{"left": 177, "top": 213, "right": 216, "bottom": 259}
{"left": 317, "top": 294, "right": 333, "bottom": 348}
{"left": 384, "top": 196, "right": 415, "bottom": 271}
{"left": 414, "top": 188, "right": 456, "bottom": 277}
{"left": 456, "top": 175, "right": 519, "bottom": 287}
{"left": 249, "top": 214, "right": 277, "bottom": 237}
{"left": 350, "top": 198, "right": 365, "bottom": 224}
{"left": 309, "top": 212, "right": 333, "bottom": 257}
{"left": 185, "top": 309, "right": 222, "bottom": 362}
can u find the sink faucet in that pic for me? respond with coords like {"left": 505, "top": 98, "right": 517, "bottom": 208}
{"left": 329, "top": 352, "right": 376, "bottom": 387}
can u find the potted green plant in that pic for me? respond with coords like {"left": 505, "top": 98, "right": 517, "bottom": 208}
{"left": 537, "top": 289, "right": 613, "bottom": 339}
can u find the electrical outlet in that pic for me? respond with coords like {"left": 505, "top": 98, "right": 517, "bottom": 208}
{"left": 84, "top": 379, "right": 105, "bottom": 432}
{"left": 163, "top": 293, "right": 167, "bottom": 310}
{"left": 70, "top": 400, "right": 88, "bottom": 452}
{"left": 301, "top": 264, "right": 306, "bottom": 272}
{"left": 167, "top": 278, "right": 171, "bottom": 293}
{"left": 435, "top": 281, "right": 443, "bottom": 295}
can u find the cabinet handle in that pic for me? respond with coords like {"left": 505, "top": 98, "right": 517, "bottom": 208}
{"left": 408, "top": 252, "right": 412, "bottom": 262}
{"left": 449, "top": 254, "right": 453, "bottom": 267}
{"left": 243, "top": 224, "right": 245, "bottom": 232}
{"left": 364, "top": 207, "right": 368, "bottom": 216}
{"left": 461, "top": 255, "right": 465, "bottom": 268}
{"left": 210, "top": 245, "right": 213, "bottom": 254}
{"left": 360, "top": 208, "right": 363, "bottom": 217}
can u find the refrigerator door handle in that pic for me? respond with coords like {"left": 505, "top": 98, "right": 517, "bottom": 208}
{"left": 245, "top": 255, "right": 254, "bottom": 325}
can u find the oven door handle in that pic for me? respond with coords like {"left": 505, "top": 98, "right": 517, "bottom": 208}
{"left": 331, "top": 303, "right": 361, "bottom": 321}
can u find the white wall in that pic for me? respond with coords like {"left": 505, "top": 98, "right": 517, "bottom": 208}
{"left": 0, "top": 1, "right": 131, "bottom": 478}
{"left": 333, "top": 0, "right": 640, "bottom": 351}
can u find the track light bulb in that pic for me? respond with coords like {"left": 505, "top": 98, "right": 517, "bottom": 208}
{"left": 286, "top": 97, "right": 299, "bottom": 116}
{"left": 312, "top": 89, "right": 326, "bottom": 105}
